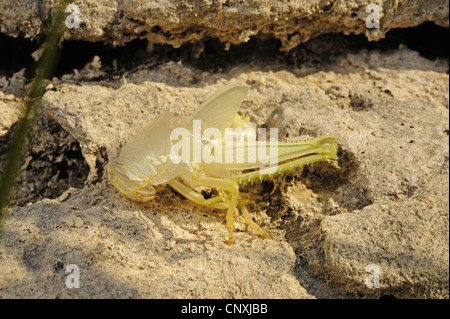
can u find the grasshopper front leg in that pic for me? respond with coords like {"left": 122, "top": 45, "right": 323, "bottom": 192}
{"left": 167, "top": 179, "right": 229, "bottom": 209}
{"left": 192, "top": 176, "right": 240, "bottom": 245}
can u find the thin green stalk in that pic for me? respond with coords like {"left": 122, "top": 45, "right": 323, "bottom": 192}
{"left": 0, "top": 1, "right": 72, "bottom": 233}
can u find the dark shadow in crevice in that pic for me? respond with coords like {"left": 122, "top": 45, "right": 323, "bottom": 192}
{"left": 0, "top": 115, "right": 90, "bottom": 207}
{"left": 0, "top": 33, "right": 38, "bottom": 79}
{"left": 0, "top": 22, "right": 447, "bottom": 87}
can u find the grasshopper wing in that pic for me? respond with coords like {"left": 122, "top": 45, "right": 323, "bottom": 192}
{"left": 184, "top": 83, "right": 250, "bottom": 178}
{"left": 117, "top": 110, "right": 179, "bottom": 184}
{"left": 185, "top": 83, "right": 249, "bottom": 133}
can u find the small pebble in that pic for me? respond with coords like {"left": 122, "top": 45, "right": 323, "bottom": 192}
{"left": 74, "top": 216, "right": 84, "bottom": 227}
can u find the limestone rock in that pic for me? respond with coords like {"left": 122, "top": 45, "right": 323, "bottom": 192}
{"left": 0, "top": 0, "right": 448, "bottom": 50}
{"left": 0, "top": 92, "right": 22, "bottom": 136}
{"left": 0, "top": 45, "right": 448, "bottom": 298}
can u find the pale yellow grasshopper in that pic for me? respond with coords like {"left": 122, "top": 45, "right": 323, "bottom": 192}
{"left": 107, "top": 83, "right": 337, "bottom": 244}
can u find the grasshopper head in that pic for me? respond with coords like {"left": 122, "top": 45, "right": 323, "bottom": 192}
{"left": 107, "top": 110, "right": 180, "bottom": 201}
{"left": 107, "top": 163, "right": 157, "bottom": 201}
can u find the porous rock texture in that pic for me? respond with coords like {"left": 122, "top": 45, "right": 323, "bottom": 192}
{"left": 0, "top": 92, "right": 22, "bottom": 136}
{"left": 0, "top": 0, "right": 449, "bottom": 300}
{"left": 0, "top": 0, "right": 448, "bottom": 50}
{"left": 0, "top": 44, "right": 448, "bottom": 298}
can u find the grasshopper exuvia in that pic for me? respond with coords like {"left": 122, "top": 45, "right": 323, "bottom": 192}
{"left": 107, "top": 83, "right": 337, "bottom": 244}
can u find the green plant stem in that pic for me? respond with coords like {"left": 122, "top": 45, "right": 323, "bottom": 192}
{"left": 0, "top": 1, "right": 71, "bottom": 232}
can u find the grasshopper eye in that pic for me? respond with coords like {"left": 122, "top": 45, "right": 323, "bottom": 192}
{"left": 108, "top": 163, "right": 140, "bottom": 182}
{"left": 109, "top": 165, "right": 127, "bottom": 179}
{"left": 107, "top": 163, "right": 129, "bottom": 186}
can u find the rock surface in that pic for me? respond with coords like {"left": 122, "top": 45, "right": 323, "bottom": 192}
{"left": 0, "top": 92, "right": 22, "bottom": 136}
{"left": 0, "top": 44, "right": 448, "bottom": 298}
{"left": 0, "top": 0, "right": 448, "bottom": 50}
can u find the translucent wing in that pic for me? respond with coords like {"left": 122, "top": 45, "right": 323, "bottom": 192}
{"left": 185, "top": 83, "right": 250, "bottom": 133}
{"left": 117, "top": 110, "right": 179, "bottom": 184}
{"left": 184, "top": 83, "right": 250, "bottom": 177}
